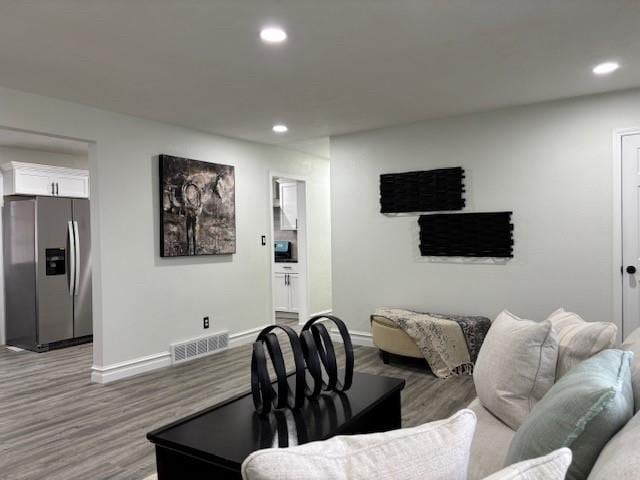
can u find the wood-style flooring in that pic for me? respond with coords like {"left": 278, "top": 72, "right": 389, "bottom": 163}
{"left": 1, "top": 334, "right": 475, "bottom": 480}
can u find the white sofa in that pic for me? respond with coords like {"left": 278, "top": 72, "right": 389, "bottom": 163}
{"left": 467, "top": 328, "right": 640, "bottom": 480}
{"left": 242, "top": 314, "right": 638, "bottom": 480}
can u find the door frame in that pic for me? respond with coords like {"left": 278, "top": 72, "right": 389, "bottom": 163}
{"left": 0, "top": 170, "right": 3, "bottom": 344}
{"left": 268, "top": 171, "right": 310, "bottom": 325}
{"left": 613, "top": 127, "right": 640, "bottom": 340}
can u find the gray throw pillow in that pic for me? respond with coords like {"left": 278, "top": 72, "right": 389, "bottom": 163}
{"left": 473, "top": 310, "right": 559, "bottom": 430}
{"left": 622, "top": 328, "right": 640, "bottom": 412}
{"left": 588, "top": 411, "right": 640, "bottom": 479}
{"left": 546, "top": 308, "right": 617, "bottom": 378}
{"left": 505, "top": 349, "right": 634, "bottom": 480}
{"left": 483, "top": 448, "right": 572, "bottom": 480}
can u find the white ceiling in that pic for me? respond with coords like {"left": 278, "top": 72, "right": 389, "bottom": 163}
{"left": 0, "top": 129, "right": 89, "bottom": 156}
{"left": 0, "top": 1, "right": 638, "bottom": 148}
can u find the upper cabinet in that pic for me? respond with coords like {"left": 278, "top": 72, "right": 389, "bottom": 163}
{"left": 279, "top": 181, "right": 298, "bottom": 230}
{"left": 54, "top": 171, "right": 89, "bottom": 198}
{"left": 1, "top": 162, "right": 89, "bottom": 198}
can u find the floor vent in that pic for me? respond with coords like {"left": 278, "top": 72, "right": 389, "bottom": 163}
{"left": 171, "top": 331, "right": 229, "bottom": 365}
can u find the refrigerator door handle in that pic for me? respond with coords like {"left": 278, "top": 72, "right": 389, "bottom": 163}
{"left": 73, "top": 220, "right": 80, "bottom": 296}
{"left": 68, "top": 221, "right": 76, "bottom": 296}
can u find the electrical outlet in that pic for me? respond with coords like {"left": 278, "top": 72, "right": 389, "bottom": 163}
{"left": 203, "top": 316, "right": 210, "bottom": 329}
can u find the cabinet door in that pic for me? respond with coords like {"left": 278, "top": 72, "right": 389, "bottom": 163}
{"left": 55, "top": 173, "right": 89, "bottom": 198}
{"left": 279, "top": 183, "right": 298, "bottom": 230}
{"left": 14, "top": 168, "right": 56, "bottom": 196}
{"left": 273, "top": 274, "right": 289, "bottom": 311}
{"left": 287, "top": 274, "right": 299, "bottom": 312}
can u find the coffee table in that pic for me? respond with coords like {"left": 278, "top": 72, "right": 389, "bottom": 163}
{"left": 147, "top": 371, "right": 405, "bottom": 479}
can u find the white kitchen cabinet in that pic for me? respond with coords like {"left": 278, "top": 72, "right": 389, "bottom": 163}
{"left": 10, "top": 166, "right": 55, "bottom": 196}
{"left": 273, "top": 272, "right": 299, "bottom": 312}
{"left": 55, "top": 171, "right": 90, "bottom": 198}
{"left": 279, "top": 182, "right": 298, "bottom": 230}
{"left": 1, "top": 162, "right": 89, "bottom": 198}
{"left": 287, "top": 274, "right": 299, "bottom": 312}
{"left": 273, "top": 273, "right": 290, "bottom": 311}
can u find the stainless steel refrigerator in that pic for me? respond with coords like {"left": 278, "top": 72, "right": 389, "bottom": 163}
{"left": 3, "top": 196, "right": 92, "bottom": 351}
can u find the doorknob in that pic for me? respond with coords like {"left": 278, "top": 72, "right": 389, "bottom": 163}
{"left": 627, "top": 265, "right": 637, "bottom": 274}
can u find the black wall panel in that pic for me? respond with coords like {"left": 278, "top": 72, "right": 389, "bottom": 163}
{"left": 380, "top": 167, "right": 465, "bottom": 213}
{"left": 418, "top": 212, "right": 513, "bottom": 257}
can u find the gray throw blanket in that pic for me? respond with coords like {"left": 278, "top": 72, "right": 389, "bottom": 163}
{"left": 427, "top": 311, "right": 491, "bottom": 364}
{"left": 372, "top": 308, "right": 491, "bottom": 378}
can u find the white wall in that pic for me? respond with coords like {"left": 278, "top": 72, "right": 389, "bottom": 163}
{"left": 331, "top": 88, "right": 640, "bottom": 334}
{"left": 0, "top": 86, "right": 331, "bottom": 376}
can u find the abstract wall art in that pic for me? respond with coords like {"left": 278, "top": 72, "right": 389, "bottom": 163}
{"left": 418, "top": 212, "right": 513, "bottom": 258}
{"left": 160, "top": 154, "right": 236, "bottom": 256}
{"left": 379, "top": 167, "right": 465, "bottom": 213}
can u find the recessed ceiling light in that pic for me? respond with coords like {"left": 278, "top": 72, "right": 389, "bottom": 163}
{"left": 260, "top": 27, "right": 287, "bottom": 44}
{"left": 272, "top": 124, "right": 288, "bottom": 133}
{"left": 592, "top": 61, "right": 620, "bottom": 75}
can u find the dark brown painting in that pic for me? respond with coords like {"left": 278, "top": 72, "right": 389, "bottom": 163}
{"left": 160, "top": 154, "right": 236, "bottom": 256}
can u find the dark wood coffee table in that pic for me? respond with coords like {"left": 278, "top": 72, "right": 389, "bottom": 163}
{"left": 147, "top": 371, "right": 405, "bottom": 479}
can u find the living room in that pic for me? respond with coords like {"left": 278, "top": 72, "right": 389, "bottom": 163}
{"left": 1, "top": 2, "right": 640, "bottom": 480}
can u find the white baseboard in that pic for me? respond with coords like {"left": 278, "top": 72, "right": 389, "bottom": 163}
{"left": 309, "top": 309, "right": 333, "bottom": 317}
{"left": 91, "top": 351, "right": 171, "bottom": 384}
{"left": 90, "top": 324, "right": 373, "bottom": 384}
{"left": 91, "top": 325, "right": 269, "bottom": 384}
{"left": 229, "top": 324, "right": 269, "bottom": 348}
{"left": 331, "top": 329, "right": 373, "bottom": 347}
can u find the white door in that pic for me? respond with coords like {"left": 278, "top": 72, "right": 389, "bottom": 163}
{"left": 14, "top": 168, "right": 56, "bottom": 196}
{"left": 287, "top": 274, "right": 299, "bottom": 312}
{"left": 622, "top": 133, "right": 640, "bottom": 339}
{"left": 56, "top": 173, "right": 89, "bottom": 198}
{"left": 273, "top": 273, "right": 289, "bottom": 311}
{"left": 279, "top": 182, "right": 298, "bottom": 230}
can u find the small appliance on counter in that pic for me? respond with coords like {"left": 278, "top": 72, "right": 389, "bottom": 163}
{"left": 274, "top": 241, "right": 295, "bottom": 262}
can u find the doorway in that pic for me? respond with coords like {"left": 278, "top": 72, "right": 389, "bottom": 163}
{"left": 619, "top": 129, "right": 640, "bottom": 340}
{"left": 270, "top": 174, "right": 309, "bottom": 327}
{"left": 0, "top": 127, "right": 93, "bottom": 349}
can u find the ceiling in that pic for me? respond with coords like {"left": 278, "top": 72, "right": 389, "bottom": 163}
{"left": 0, "top": 128, "right": 89, "bottom": 155}
{"left": 0, "top": 1, "right": 638, "bottom": 149}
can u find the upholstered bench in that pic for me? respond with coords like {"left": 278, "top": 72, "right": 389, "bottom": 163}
{"left": 371, "top": 315, "right": 422, "bottom": 363}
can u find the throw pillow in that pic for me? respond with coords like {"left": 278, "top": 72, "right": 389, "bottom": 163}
{"left": 587, "top": 410, "right": 640, "bottom": 479}
{"left": 505, "top": 349, "right": 634, "bottom": 480}
{"left": 547, "top": 308, "right": 617, "bottom": 378}
{"left": 241, "top": 409, "right": 476, "bottom": 480}
{"left": 483, "top": 448, "right": 572, "bottom": 480}
{"left": 622, "top": 327, "right": 640, "bottom": 412}
{"left": 473, "top": 310, "right": 559, "bottom": 429}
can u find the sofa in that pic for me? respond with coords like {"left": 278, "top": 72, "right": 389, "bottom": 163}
{"left": 242, "top": 310, "right": 638, "bottom": 479}
{"left": 467, "top": 326, "right": 640, "bottom": 480}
